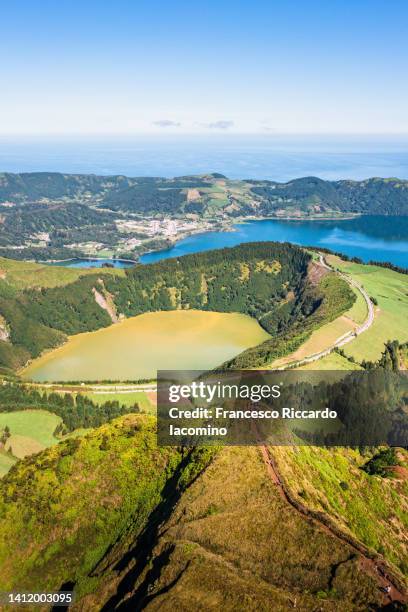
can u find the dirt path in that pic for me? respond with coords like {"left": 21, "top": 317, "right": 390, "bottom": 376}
{"left": 255, "top": 433, "right": 407, "bottom": 606}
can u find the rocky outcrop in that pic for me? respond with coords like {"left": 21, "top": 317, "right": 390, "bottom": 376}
{"left": 92, "top": 283, "right": 119, "bottom": 324}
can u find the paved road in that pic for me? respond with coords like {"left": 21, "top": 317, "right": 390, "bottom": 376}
{"left": 277, "top": 254, "right": 375, "bottom": 369}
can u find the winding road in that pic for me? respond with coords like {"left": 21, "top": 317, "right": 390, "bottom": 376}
{"left": 277, "top": 254, "right": 375, "bottom": 369}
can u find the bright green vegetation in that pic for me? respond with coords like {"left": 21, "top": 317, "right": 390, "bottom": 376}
{"left": 300, "top": 351, "right": 362, "bottom": 371}
{"left": 0, "top": 426, "right": 385, "bottom": 609}
{"left": 346, "top": 284, "right": 368, "bottom": 325}
{"left": 1, "top": 242, "right": 338, "bottom": 374}
{"left": 0, "top": 409, "right": 60, "bottom": 448}
{"left": 0, "top": 384, "right": 140, "bottom": 434}
{"left": 274, "top": 445, "right": 408, "bottom": 575}
{"left": 84, "top": 390, "right": 154, "bottom": 413}
{"left": 0, "top": 451, "right": 16, "bottom": 478}
{"left": 0, "top": 415, "right": 216, "bottom": 598}
{"left": 22, "top": 310, "right": 270, "bottom": 382}
{"left": 328, "top": 256, "right": 408, "bottom": 362}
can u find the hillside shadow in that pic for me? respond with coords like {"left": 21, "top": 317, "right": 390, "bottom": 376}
{"left": 98, "top": 449, "right": 203, "bottom": 610}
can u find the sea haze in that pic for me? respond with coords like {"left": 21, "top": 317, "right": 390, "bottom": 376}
{"left": 1, "top": 135, "right": 408, "bottom": 181}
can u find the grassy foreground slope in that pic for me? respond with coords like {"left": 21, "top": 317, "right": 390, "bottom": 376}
{"left": 80, "top": 447, "right": 386, "bottom": 611}
{"left": 0, "top": 426, "right": 389, "bottom": 611}
{"left": 0, "top": 414, "right": 214, "bottom": 599}
{"left": 273, "top": 446, "right": 408, "bottom": 575}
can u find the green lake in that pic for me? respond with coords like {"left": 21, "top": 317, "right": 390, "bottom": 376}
{"left": 22, "top": 310, "right": 270, "bottom": 382}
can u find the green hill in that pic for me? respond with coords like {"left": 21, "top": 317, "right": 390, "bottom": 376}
{"left": 0, "top": 415, "right": 215, "bottom": 598}
{"left": 0, "top": 416, "right": 402, "bottom": 610}
{"left": 1, "top": 172, "right": 408, "bottom": 216}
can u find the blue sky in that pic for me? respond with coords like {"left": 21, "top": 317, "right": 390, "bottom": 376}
{"left": 1, "top": 0, "right": 407, "bottom": 135}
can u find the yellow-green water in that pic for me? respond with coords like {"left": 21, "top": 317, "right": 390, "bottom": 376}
{"left": 22, "top": 310, "right": 270, "bottom": 382}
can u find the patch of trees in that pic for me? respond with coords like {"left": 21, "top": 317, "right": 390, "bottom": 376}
{"left": 249, "top": 176, "right": 408, "bottom": 216}
{"left": 367, "top": 260, "right": 408, "bottom": 276}
{"left": 0, "top": 425, "right": 11, "bottom": 446}
{"left": 360, "top": 340, "right": 407, "bottom": 371}
{"left": 0, "top": 384, "right": 139, "bottom": 432}
{"left": 100, "top": 184, "right": 187, "bottom": 213}
{"left": 361, "top": 448, "right": 399, "bottom": 477}
{"left": 0, "top": 203, "right": 115, "bottom": 247}
{"left": 0, "top": 282, "right": 65, "bottom": 367}
{"left": 0, "top": 246, "right": 86, "bottom": 262}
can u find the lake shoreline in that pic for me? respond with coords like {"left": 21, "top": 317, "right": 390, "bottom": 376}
{"left": 39, "top": 213, "right": 363, "bottom": 268}
{"left": 140, "top": 214, "right": 408, "bottom": 268}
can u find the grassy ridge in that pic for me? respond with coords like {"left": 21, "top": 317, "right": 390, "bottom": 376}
{"left": 0, "top": 256, "right": 125, "bottom": 290}
{"left": 0, "top": 414, "right": 216, "bottom": 596}
{"left": 88, "top": 446, "right": 385, "bottom": 610}
{"left": 274, "top": 446, "right": 408, "bottom": 575}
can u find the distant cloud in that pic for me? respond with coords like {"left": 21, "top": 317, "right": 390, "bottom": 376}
{"left": 259, "top": 119, "right": 275, "bottom": 132}
{"left": 203, "top": 120, "right": 234, "bottom": 130}
{"left": 152, "top": 119, "right": 181, "bottom": 128}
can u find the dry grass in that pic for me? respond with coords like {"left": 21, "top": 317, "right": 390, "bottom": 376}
{"left": 273, "top": 446, "right": 408, "bottom": 576}
{"left": 103, "top": 446, "right": 384, "bottom": 611}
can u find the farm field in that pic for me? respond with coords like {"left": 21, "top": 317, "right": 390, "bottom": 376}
{"left": 328, "top": 256, "right": 408, "bottom": 362}
{"left": 0, "top": 410, "right": 61, "bottom": 459}
{"left": 84, "top": 390, "right": 155, "bottom": 413}
{"left": 299, "top": 351, "right": 361, "bottom": 371}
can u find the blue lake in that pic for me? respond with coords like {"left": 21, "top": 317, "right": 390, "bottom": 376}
{"left": 141, "top": 216, "right": 408, "bottom": 268}
{"left": 49, "top": 258, "right": 135, "bottom": 269}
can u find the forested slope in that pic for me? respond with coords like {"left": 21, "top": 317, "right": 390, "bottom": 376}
{"left": 249, "top": 176, "right": 408, "bottom": 215}
{"left": 1, "top": 172, "right": 408, "bottom": 215}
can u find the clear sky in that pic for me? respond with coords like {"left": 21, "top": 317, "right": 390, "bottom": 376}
{"left": 1, "top": 0, "right": 407, "bottom": 135}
